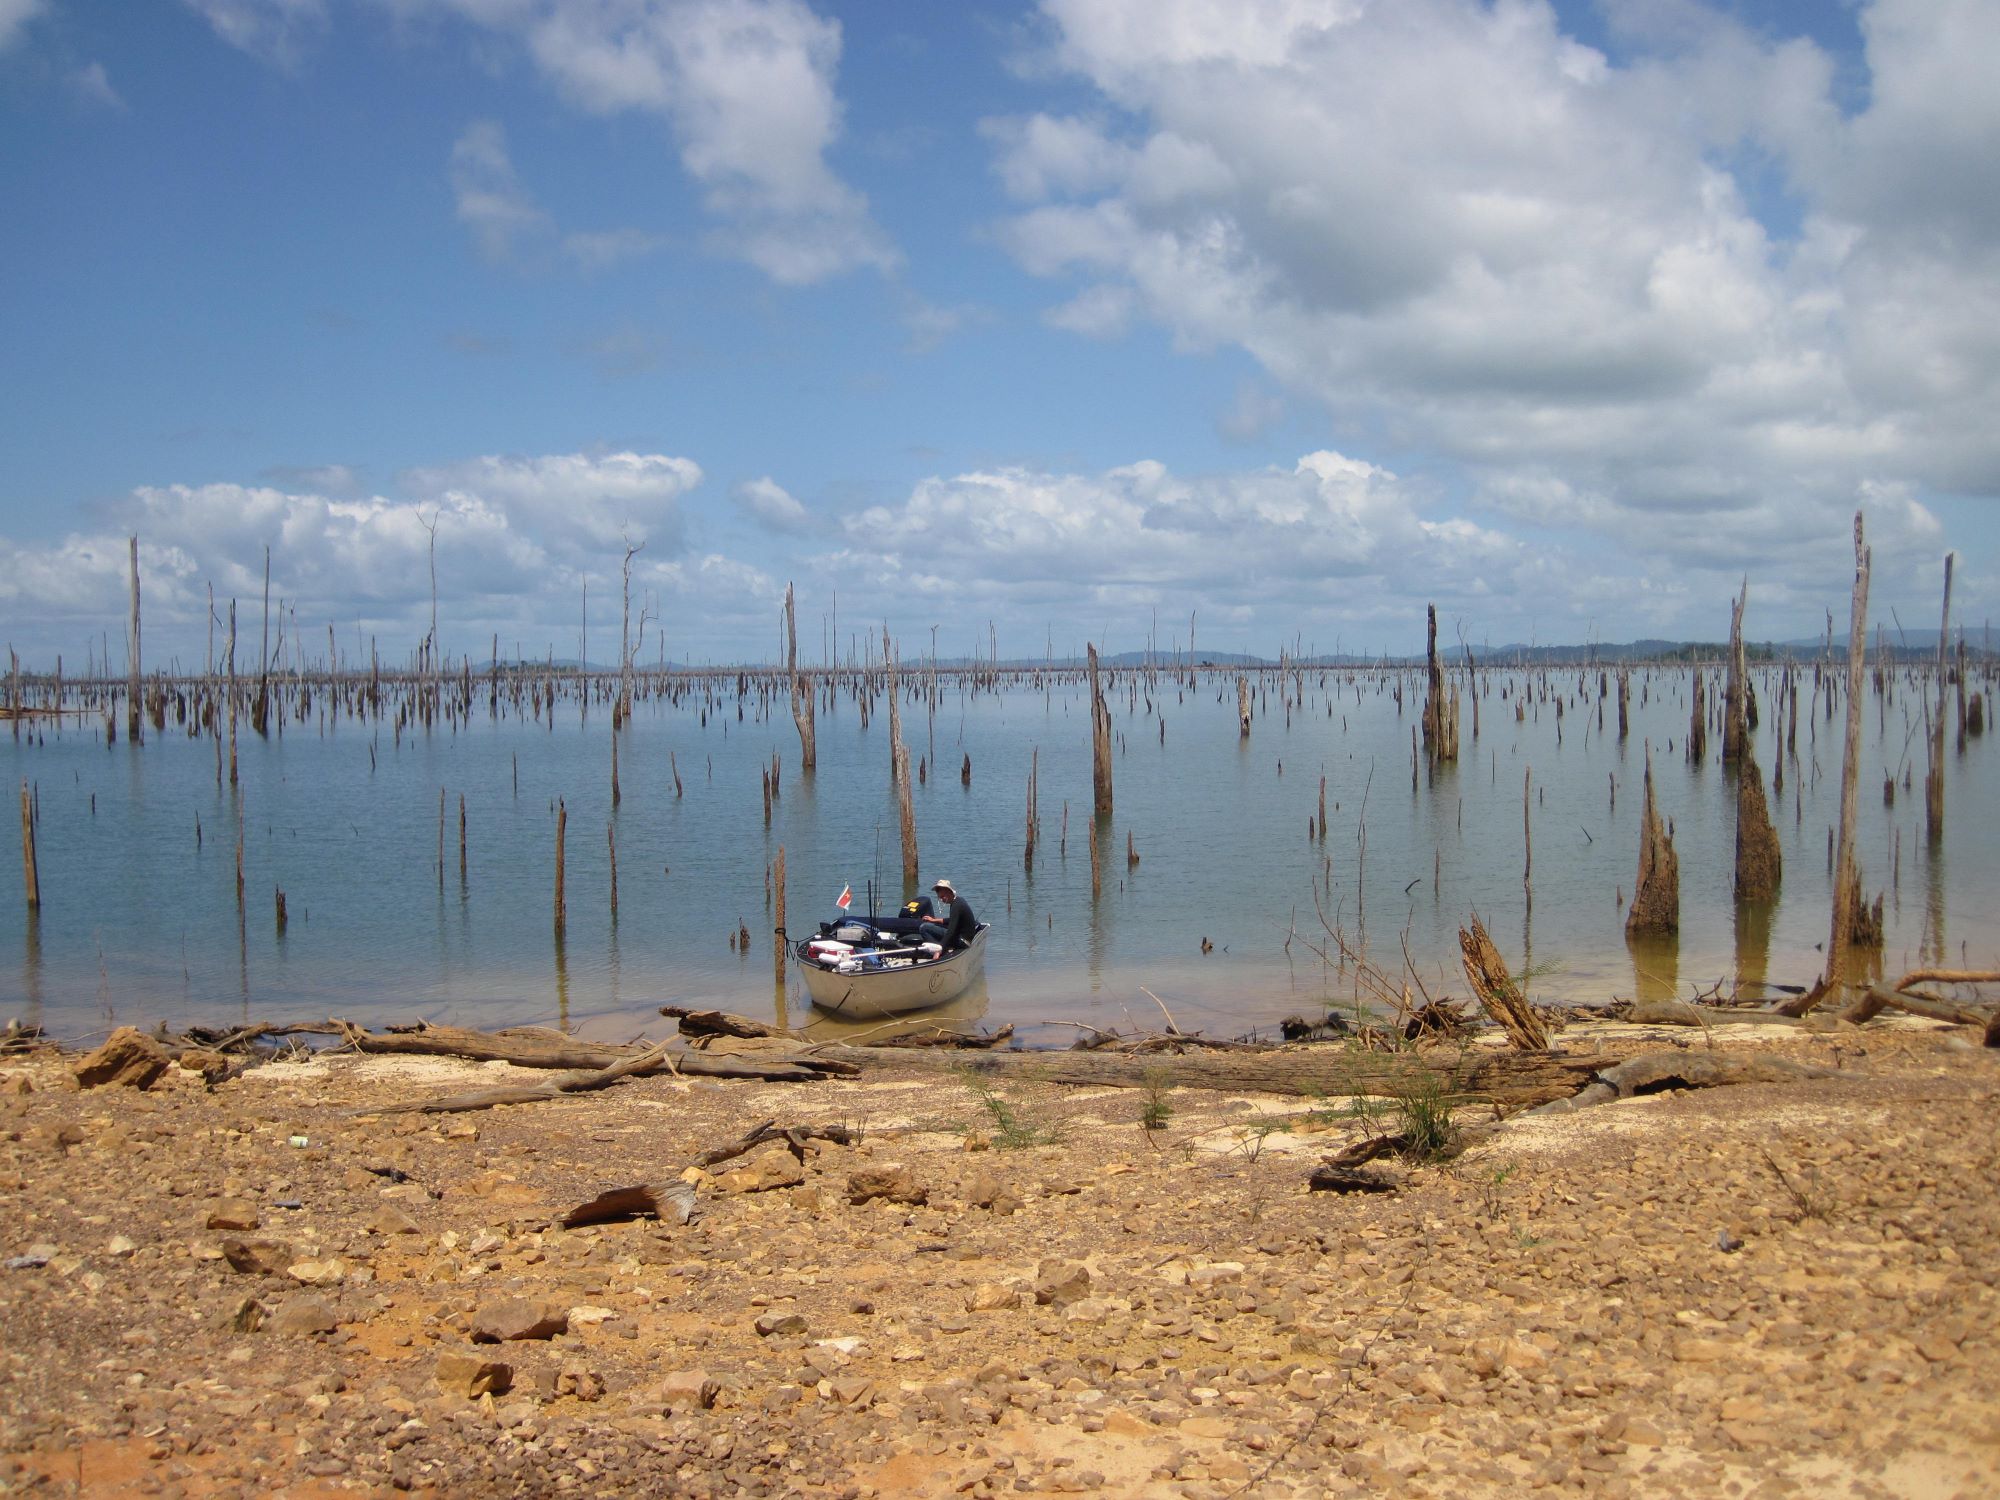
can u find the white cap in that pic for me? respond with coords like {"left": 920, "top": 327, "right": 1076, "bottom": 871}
{"left": 931, "top": 877, "right": 955, "bottom": 894}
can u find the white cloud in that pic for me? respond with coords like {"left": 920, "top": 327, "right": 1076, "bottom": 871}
{"left": 449, "top": 119, "right": 548, "bottom": 262}
{"left": 731, "top": 476, "right": 810, "bottom": 531}
{"left": 419, "top": 0, "right": 896, "bottom": 283}
{"left": 402, "top": 450, "right": 704, "bottom": 558}
{"left": 1217, "top": 380, "right": 1284, "bottom": 443}
{"left": 0, "top": 0, "right": 42, "bottom": 52}
{"left": 67, "top": 61, "right": 126, "bottom": 110}
{"left": 182, "top": 0, "right": 327, "bottom": 68}
{"left": 562, "top": 227, "right": 670, "bottom": 272}
{"left": 0, "top": 0, "right": 42, "bottom": 53}
{"left": 989, "top": 0, "right": 2000, "bottom": 575}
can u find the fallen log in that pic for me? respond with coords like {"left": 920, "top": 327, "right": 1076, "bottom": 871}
{"left": 1620, "top": 999, "right": 1816, "bottom": 1028}
{"left": 659, "top": 1006, "right": 795, "bottom": 1040}
{"left": 1839, "top": 969, "right": 2000, "bottom": 1026}
{"left": 1527, "top": 1050, "right": 1839, "bottom": 1115}
{"left": 1849, "top": 987, "right": 1993, "bottom": 1028}
{"left": 562, "top": 1118, "right": 858, "bottom": 1229}
{"left": 333, "top": 1019, "right": 855, "bottom": 1081}
{"left": 819, "top": 1041, "right": 1616, "bottom": 1109}
{"left": 357, "top": 1039, "right": 680, "bottom": 1115}
{"left": 871, "top": 1024, "right": 1015, "bottom": 1050}
{"left": 1459, "top": 918, "right": 1550, "bottom": 1051}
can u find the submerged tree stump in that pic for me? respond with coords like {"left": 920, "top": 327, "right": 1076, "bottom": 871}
{"left": 1626, "top": 742, "right": 1679, "bottom": 937}
{"left": 1734, "top": 751, "right": 1782, "bottom": 902}
{"left": 1458, "top": 918, "right": 1549, "bottom": 1051}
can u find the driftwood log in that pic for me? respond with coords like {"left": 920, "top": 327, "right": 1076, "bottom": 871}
{"left": 1839, "top": 969, "right": 2000, "bottom": 1027}
{"left": 659, "top": 1006, "right": 795, "bottom": 1040}
{"left": 820, "top": 1042, "right": 1615, "bottom": 1109}
{"left": 1458, "top": 918, "right": 1549, "bottom": 1050}
{"left": 561, "top": 1119, "right": 859, "bottom": 1229}
{"left": 333, "top": 1020, "right": 855, "bottom": 1081}
{"left": 1528, "top": 1050, "right": 1838, "bottom": 1115}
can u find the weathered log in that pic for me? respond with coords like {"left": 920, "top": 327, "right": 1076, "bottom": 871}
{"left": 821, "top": 1042, "right": 1616, "bottom": 1109}
{"left": 1845, "top": 986, "right": 1992, "bottom": 1028}
{"left": 1528, "top": 1049, "right": 1839, "bottom": 1115}
{"left": 1307, "top": 1164, "right": 1399, "bottom": 1194}
{"left": 1458, "top": 917, "right": 1549, "bottom": 1050}
{"left": 660, "top": 1006, "right": 794, "bottom": 1040}
{"left": 562, "top": 1119, "right": 856, "bottom": 1229}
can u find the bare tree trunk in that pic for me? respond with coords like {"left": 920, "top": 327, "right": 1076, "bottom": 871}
{"left": 1024, "top": 747, "right": 1038, "bottom": 872}
{"left": 226, "top": 601, "right": 238, "bottom": 789}
{"left": 19, "top": 780, "right": 38, "bottom": 909}
{"left": 554, "top": 798, "right": 567, "bottom": 941}
{"left": 1089, "top": 643, "right": 1113, "bottom": 817}
{"left": 1827, "top": 513, "right": 1872, "bottom": 983}
{"left": 126, "top": 536, "right": 142, "bottom": 745}
{"left": 1236, "top": 675, "right": 1252, "bottom": 737}
{"left": 786, "top": 582, "right": 816, "bottom": 771}
{"left": 1421, "top": 603, "right": 1458, "bottom": 763}
{"left": 1926, "top": 553, "right": 1954, "bottom": 838}
{"left": 896, "top": 742, "right": 917, "bottom": 886}
{"left": 1686, "top": 666, "right": 1706, "bottom": 763}
{"left": 1734, "top": 749, "right": 1782, "bottom": 902}
{"left": 1625, "top": 741, "right": 1679, "bottom": 937}
{"left": 1722, "top": 580, "right": 1746, "bottom": 765}
{"left": 773, "top": 845, "right": 786, "bottom": 979}
{"left": 255, "top": 545, "right": 270, "bottom": 737}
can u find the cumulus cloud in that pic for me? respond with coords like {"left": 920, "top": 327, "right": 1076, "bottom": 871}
{"left": 0, "top": 0, "right": 42, "bottom": 53}
{"left": 449, "top": 120, "right": 548, "bottom": 262}
{"left": 986, "top": 0, "right": 2000, "bottom": 582}
{"left": 401, "top": 450, "right": 704, "bottom": 558}
{"left": 418, "top": 0, "right": 896, "bottom": 283}
{"left": 731, "top": 476, "right": 810, "bottom": 531}
{"left": 182, "top": 0, "right": 327, "bottom": 68}
{"left": 0, "top": 450, "right": 724, "bottom": 663}
{"left": 67, "top": 61, "right": 126, "bottom": 110}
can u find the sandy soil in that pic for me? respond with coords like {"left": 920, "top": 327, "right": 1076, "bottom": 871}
{"left": 1, "top": 1020, "right": 1996, "bottom": 1499}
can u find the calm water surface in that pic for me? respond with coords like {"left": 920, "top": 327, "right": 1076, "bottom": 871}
{"left": 4, "top": 667, "right": 1993, "bottom": 1043}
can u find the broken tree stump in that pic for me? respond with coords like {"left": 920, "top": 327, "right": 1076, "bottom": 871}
{"left": 1458, "top": 917, "right": 1549, "bottom": 1051}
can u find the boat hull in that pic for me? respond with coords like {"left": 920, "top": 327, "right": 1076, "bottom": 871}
{"left": 799, "top": 926, "right": 989, "bottom": 1018}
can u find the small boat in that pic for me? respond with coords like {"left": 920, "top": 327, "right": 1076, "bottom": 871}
{"left": 793, "top": 916, "right": 990, "bottom": 1017}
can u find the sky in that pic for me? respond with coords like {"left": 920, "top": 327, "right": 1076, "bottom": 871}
{"left": 1, "top": 0, "right": 1995, "bottom": 668}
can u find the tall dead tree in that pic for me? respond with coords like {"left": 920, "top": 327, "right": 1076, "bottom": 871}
{"left": 1420, "top": 603, "right": 1458, "bottom": 764}
{"left": 1088, "top": 643, "right": 1113, "bottom": 817}
{"left": 19, "top": 780, "right": 38, "bottom": 909}
{"left": 1236, "top": 675, "right": 1252, "bottom": 737}
{"left": 1734, "top": 748, "right": 1782, "bottom": 902}
{"left": 254, "top": 545, "right": 271, "bottom": 737}
{"left": 1625, "top": 742, "right": 1679, "bottom": 937}
{"left": 1686, "top": 666, "right": 1706, "bottom": 763}
{"left": 785, "top": 583, "right": 815, "bottom": 771}
{"left": 1926, "top": 553, "right": 1954, "bottom": 838}
{"left": 1827, "top": 512, "right": 1872, "bottom": 982}
{"left": 126, "top": 536, "right": 142, "bottom": 744}
{"left": 896, "top": 742, "right": 918, "bottom": 886}
{"left": 1721, "top": 581, "right": 1747, "bottom": 765}
{"left": 1024, "top": 747, "right": 1038, "bottom": 872}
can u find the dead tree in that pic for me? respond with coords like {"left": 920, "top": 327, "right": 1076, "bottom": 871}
{"left": 1827, "top": 513, "right": 1872, "bottom": 982}
{"left": 1421, "top": 604, "right": 1459, "bottom": 763}
{"left": 1686, "top": 666, "right": 1706, "bottom": 763}
{"left": 1088, "top": 643, "right": 1113, "bottom": 817}
{"left": 1722, "top": 580, "right": 1747, "bottom": 765}
{"left": 1734, "top": 748, "right": 1782, "bottom": 902}
{"left": 1926, "top": 553, "right": 1953, "bottom": 838}
{"left": 126, "top": 536, "right": 142, "bottom": 744}
{"left": 1458, "top": 917, "right": 1548, "bottom": 1050}
{"left": 785, "top": 582, "right": 815, "bottom": 771}
{"left": 1625, "top": 742, "right": 1679, "bottom": 937}
{"left": 1236, "top": 675, "right": 1252, "bottom": 737}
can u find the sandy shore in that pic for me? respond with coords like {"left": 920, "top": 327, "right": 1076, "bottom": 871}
{"left": 1, "top": 1019, "right": 1996, "bottom": 1498}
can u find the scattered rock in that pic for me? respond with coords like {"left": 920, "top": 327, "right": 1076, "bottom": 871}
{"left": 220, "top": 1238, "right": 294, "bottom": 1277}
{"left": 715, "top": 1148, "right": 807, "bottom": 1194}
{"left": 966, "top": 1282, "right": 1020, "bottom": 1312}
{"left": 271, "top": 1295, "right": 339, "bottom": 1336}
{"left": 71, "top": 1028, "right": 171, "bottom": 1091}
{"left": 368, "top": 1205, "right": 421, "bottom": 1236}
{"left": 206, "top": 1200, "right": 262, "bottom": 1232}
{"left": 471, "top": 1297, "right": 569, "bottom": 1343}
{"left": 658, "top": 1369, "right": 719, "bottom": 1410}
{"left": 846, "top": 1167, "right": 927, "bottom": 1206}
{"left": 754, "top": 1311, "right": 808, "bottom": 1337}
{"left": 436, "top": 1349, "right": 513, "bottom": 1398}
{"left": 286, "top": 1257, "right": 346, "bottom": 1286}
{"left": 1035, "top": 1260, "right": 1092, "bottom": 1306}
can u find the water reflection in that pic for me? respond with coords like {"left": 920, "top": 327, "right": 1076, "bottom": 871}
{"left": 1733, "top": 898, "right": 1773, "bottom": 998}
{"left": 797, "top": 976, "right": 990, "bottom": 1044}
{"left": 1627, "top": 932, "right": 1680, "bottom": 1005}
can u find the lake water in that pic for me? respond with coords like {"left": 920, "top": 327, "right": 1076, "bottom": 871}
{"left": 4, "top": 664, "right": 1994, "bottom": 1045}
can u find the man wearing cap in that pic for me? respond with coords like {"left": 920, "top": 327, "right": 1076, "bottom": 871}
{"left": 919, "top": 878, "right": 977, "bottom": 954}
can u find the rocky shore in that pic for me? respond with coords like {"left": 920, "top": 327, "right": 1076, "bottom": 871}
{"left": 2, "top": 1020, "right": 1996, "bottom": 1498}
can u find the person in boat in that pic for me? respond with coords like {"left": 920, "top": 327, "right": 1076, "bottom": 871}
{"left": 919, "top": 878, "right": 976, "bottom": 954}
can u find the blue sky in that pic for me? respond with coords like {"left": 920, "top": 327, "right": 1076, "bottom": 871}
{"left": 2, "top": 0, "right": 1995, "bottom": 667}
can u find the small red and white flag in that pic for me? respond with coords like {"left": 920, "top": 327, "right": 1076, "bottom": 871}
{"left": 835, "top": 884, "right": 853, "bottom": 911}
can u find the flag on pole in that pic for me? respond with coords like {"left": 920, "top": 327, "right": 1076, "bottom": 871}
{"left": 835, "top": 884, "right": 853, "bottom": 911}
